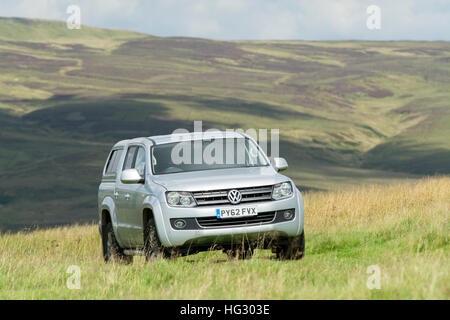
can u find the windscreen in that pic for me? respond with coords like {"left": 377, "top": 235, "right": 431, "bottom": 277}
{"left": 151, "top": 137, "right": 268, "bottom": 175}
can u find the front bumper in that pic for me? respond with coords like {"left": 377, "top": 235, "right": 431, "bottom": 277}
{"left": 155, "top": 189, "right": 304, "bottom": 247}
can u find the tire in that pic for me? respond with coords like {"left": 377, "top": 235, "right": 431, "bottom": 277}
{"left": 144, "top": 216, "right": 165, "bottom": 262}
{"left": 103, "top": 222, "right": 133, "bottom": 264}
{"left": 275, "top": 232, "right": 305, "bottom": 260}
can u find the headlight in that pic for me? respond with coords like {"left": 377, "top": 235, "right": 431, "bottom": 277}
{"left": 166, "top": 191, "right": 196, "bottom": 207}
{"left": 272, "top": 182, "right": 293, "bottom": 200}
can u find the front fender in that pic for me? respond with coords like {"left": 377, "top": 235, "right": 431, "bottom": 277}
{"left": 100, "top": 196, "right": 124, "bottom": 245}
{"left": 142, "top": 195, "right": 172, "bottom": 247}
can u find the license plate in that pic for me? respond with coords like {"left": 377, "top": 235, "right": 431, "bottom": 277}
{"left": 216, "top": 207, "right": 258, "bottom": 219}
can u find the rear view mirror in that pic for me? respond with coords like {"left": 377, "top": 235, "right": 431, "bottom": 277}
{"left": 120, "top": 169, "right": 144, "bottom": 184}
{"left": 272, "top": 157, "right": 288, "bottom": 172}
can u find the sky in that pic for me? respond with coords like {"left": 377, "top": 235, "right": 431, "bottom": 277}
{"left": 0, "top": 0, "right": 449, "bottom": 40}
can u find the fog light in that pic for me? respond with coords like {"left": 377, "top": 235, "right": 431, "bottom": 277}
{"left": 174, "top": 219, "right": 187, "bottom": 229}
{"left": 282, "top": 210, "right": 294, "bottom": 220}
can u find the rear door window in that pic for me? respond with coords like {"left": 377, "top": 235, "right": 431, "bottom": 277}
{"left": 105, "top": 149, "right": 122, "bottom": 175}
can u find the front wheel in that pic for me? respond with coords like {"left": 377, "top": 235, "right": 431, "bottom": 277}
{"left": 144, "top": 216, "right": 166, "bottom": 262}
{"left": 102, "top": 222, "right": 133, "bottom": 264}
{"left": 275, "top": 232, "right": 305, "bottom": 260}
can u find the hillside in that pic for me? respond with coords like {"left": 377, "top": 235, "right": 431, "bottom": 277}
{"left": 1, "top": 177, "right": 448, "bottom": 299}
{"left": 0, "top": 18, "right": 449, "bottom": 230}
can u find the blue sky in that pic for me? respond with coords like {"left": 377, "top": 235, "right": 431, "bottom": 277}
{"left": 1, "top": 0, "right": 449, "bottom": 40}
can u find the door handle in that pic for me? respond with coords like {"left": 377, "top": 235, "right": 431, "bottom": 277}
{"left": 124, "top": 193, "right": 131, "bottom": 200}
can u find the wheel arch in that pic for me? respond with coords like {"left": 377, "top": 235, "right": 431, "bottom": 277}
{"left": 142, "top": 196, "right": 172, "bottom": 246}
{"left": 100, "top": 196, "right": 121, "bottom": 241}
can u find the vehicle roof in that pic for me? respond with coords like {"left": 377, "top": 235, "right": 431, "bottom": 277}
{"left": 113, "top": 131, "right": 247, "bottom": 148}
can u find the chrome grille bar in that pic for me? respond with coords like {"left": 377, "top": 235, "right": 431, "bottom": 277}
{"left": 192, "top": 185, "right": 273, "bottom": 206}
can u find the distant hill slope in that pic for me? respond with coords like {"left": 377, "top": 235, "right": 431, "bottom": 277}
{"left": 0, "top": 17, "right": 449, "bottom": 230}
{"left": 0, "top": 17, "right": 148, "bottom": 45}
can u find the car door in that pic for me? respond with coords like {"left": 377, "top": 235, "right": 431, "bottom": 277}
{"left": 115, "top": 145, "right": 140, "bottom": 247}
{"left": 128, "top": 146, "right": 148, "bottom": 245}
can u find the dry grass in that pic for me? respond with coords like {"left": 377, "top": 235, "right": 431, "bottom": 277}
{"left": 0, "top": 177, "right": 448, "bottom": 299}
{"left": 306, "top": 176, "right": 449, "bottom": 231}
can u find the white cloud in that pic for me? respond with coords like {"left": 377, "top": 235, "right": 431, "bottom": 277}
{"left": 0, "top": 0, "right": 449, "bottom": 40}
{"left": 216, "top": 0, "right": 249, "bottom": 12}
{"left": 1, "top": 0, "right": 63, "bottom": 19}
{"left": 255, "top": 10, "right": 300, "bottom": 40}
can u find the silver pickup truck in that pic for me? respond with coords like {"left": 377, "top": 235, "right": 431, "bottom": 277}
{"left": 98, "top": 131, "right": 304, "bottom": 263}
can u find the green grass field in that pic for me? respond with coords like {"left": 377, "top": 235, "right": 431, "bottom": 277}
{"left": 1, "top": 177, "right": 448, "bottom": 299}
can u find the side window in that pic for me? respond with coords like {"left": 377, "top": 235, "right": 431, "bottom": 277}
{"left": 123, "top": 146, "right": 137, "bottom": 170}
{"left": 105, "top": 149, "right": 122, "bottom": 175}
{"left": 134, "top": 147, "right": 146, "bottom": 176}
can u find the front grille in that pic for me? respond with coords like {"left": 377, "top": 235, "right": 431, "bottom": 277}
{"left": 196, "top": 211, "right": 276, "bottom": 228}
{"left": 192, "top": 185, "right": 273, "bottom": 206}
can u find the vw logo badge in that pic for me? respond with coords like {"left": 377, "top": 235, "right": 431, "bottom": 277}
{"left": 227, "top": 189, "right": 242, "bottom": 205}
